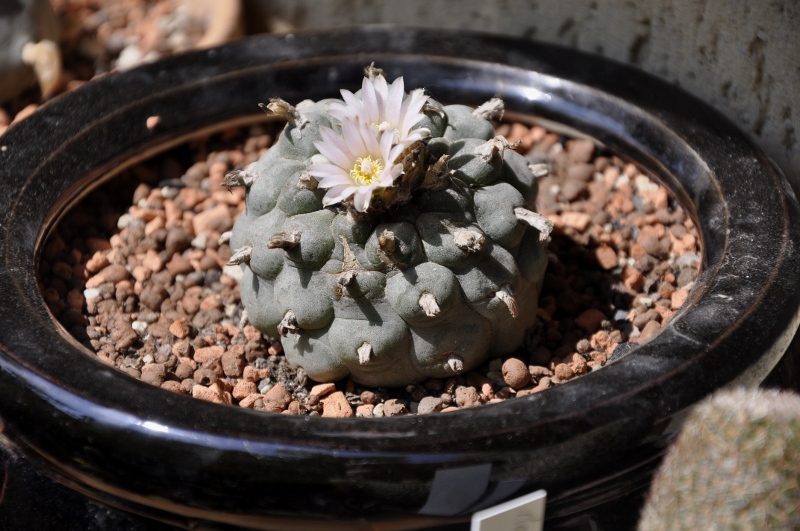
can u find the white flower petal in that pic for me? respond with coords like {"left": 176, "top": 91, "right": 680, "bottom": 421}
{"left": 384, "top": 77, "right": 405, "bottom": 128}
{"left": 399, "top": 89, "right": 429, "bottom": 134}
{"left": 362, "top": 78, "right": 381, "bottom": 126}
{"left": 373, "top": 74, "right": 389, "bottom": 99}
{"left": 315, "top": 127, "right": 354, "bottom": 169}
{"left": 360, "top": 121, "right": 383, "bottom": 156}
{"left": 339, "top": 90, "right": 367, "bottom": 122}
{"left": 352, "top": 188, "right": 373, "bottom": 212}
{"left": 342, "top": 119, "right": 370, "bottom": 158}
{"left": 323, "top": 184, "right": 359, "bottom": 206}
{"left": 388, "top": 142, "right": 407, "bottom": 164}
{"left": 308, "top": 164, "right": 352, "bottom": 186}
{"left": 380, "top": 127, "right": 397, "bottom": 160}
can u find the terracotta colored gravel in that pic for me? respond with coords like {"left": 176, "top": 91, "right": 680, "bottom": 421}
{"left": 38, "top": 120, "right": 702, "bottom": 418}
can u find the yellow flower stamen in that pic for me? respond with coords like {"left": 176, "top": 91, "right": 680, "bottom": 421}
{"left": 350, "top": 157, "right": 384, "bottom": 186}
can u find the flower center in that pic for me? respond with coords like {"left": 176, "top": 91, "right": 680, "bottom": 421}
{"left": 350, "top": 157, "right": 384, "bottom": 186}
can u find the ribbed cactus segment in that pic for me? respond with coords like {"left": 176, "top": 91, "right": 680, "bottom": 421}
{"left": 639, "top": 388, "right": 800, "bottom": 531}
{"left": 230, "top": 68, "right": 550, "bottom": 386}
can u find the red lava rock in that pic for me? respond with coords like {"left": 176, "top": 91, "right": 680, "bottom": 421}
{"left": 139, "top": 284, "right": 168, "bottom": 311}
{"left": 639, "top": 320, "right": 662, "bottom": 342}
{"left": 221, "top": 346, "right": 245, "bottom": 377}
{"left": 239, "top": 394, "right": 264, "bottom": 409}
{"left": 310, "top": 383, "right": 337, "bottom": 397}
{"left": 192, "top": 384, "right": 225, "bottom": 404}
{"left": 455, "top": 386, "right": 481, "bottom": 408}
{"left": 232, "top": 380, "right": 258, "bottom": 400}
{"left": 321, "top": 391, "right": 354, "bottom": 418}
{"left": 160, "top": 381, "right": 186, "bottom": 394}
{"left": 383, "top": 399, "right": 408, "bottom": 416}
{"left": 166, "top": 253, "right": 194, "bottom": 276}
{"left": 264, "top": 382, "right": 292, "bottom": 409}
{"left": 193, "top": 368, "right": 218, "bottom": 385}
{"left": 169, "top": 318, "right": 190, "bottom": 339}
{"left": 671, "top": 289, "right": 689, "bottom": 310}
{"left": 566, "top": 162, "right": 595, "bottom": 182}
{"left": 529, "top": 365, "right": 553, "bottom": 380}
{"left": 502, "top": 358, "right": 531, "bottom": 389}
{"left": 622, "top": 266, "right": 645, "bottom": 292}
{"left": 594, "top": 245, "right": 618, "bottom": 270}
{"left": 356, "top": 404, "right": 375, "bottom": 417}
{"left": 554, "top": 363, "right": 575, "bottom": 381}
{"left": 174, "top": 362, "right": 194, "bottom": 380}
{"left": 566, "top": 139, "right": 595, "bottom": 163}
{"left": 85, "top": 237, "right": 112, "bottom": 253}
{"left": 141, "top": 363, "right": 166, "bottom": 386}
{"left": 193, "top": 345, "right": 224, "bottom": 370}
{"left": 360, "top": 390, "right": 378, "bottom": 404}
{"left": 110, "top": 318, "right": 138, "bottom": 351}
{"left": 574, "top": 308, "right": 606, "bottom": 333}
{"left": 192, "top": 204, "right": 233, "bottom": 235}
{"left": 85, "top": 263, "right": 129, "bottom": 288}
{"left": 66, "top": 289, "right": 85, "bottom": 310}
{"left": 242, "top": 366, "right": 269, "bottom": 382}
{"left": 568, "top": 353, "right": 588, "bottom": 375}
{"left": 417, "top": 396, "right": 444, "bottom": 414}
{"left": 561, "top": 178, "right": 588, "bottom": 201}
{"left": 85, "top": 251, "right": 110, "bottom": 274}
{"left": 561, "top": 212, "right": 592, "bottom": 232}
{"left": 199, "top": 295, "right": 222, "bottom": 312}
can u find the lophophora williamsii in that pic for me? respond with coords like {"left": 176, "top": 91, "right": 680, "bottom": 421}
{"left": 226, "top": 64, "right": 552, "bottom": 387}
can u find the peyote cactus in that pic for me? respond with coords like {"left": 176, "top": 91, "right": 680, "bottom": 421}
{"left": 639, "top": 388, "right": 800, "bottom": 531}
{"left": 226, "top": 64, "right": 552, "bottom": 387}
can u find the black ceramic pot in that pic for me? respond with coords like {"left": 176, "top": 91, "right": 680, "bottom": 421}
{"left": 1, "top": 28, "right": 799, "bottom": 530}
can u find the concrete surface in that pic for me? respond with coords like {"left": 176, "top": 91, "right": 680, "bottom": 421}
{"left": 244, "top": 0, "right": 799, "bottom": 187}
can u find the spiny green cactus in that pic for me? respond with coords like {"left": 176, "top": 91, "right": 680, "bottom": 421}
{"left": 227, "top": 64, "right": 551, "bottom": 386}
{"left": 639, "top": 387, "right": 800, "bottom": 531}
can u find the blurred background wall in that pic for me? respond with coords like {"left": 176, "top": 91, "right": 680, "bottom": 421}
{"left": 244, "top": 0, "right": 799, "bottom": 187}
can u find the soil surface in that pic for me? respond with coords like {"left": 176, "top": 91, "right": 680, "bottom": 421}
{"left": 38, "top": 119, "right": 701, "bottom": 417}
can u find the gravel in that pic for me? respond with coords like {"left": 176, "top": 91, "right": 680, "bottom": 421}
{"left": 37, "top": 119, "right": 702, "bottom": 418}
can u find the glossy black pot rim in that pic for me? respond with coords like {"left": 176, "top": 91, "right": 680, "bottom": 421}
{"left": 1, "top": 27, "right": 799, "bottom": 523}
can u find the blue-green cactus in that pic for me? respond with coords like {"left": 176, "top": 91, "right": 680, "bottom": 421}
{"left": 226, "top": 66, "right": 551, "bottom": 386}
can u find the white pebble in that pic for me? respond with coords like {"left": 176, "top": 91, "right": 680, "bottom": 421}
{"left": 132, "top": 320, "right": 148, "bottom": 335}
{"left": 142, "top": 355, "right": 154, "bottom": 364}
{"left": 222, "top": 264, "right": 243, "bottom": 283}
{"left": 115, "top": 44, "right": 144, "bottom": 70}
{"left": 372, "top": 403, "right": 385, "bottom": 417}
{"left": 639, "top": 297, "right": 654, "bottom": 308}
{"left": 191, "top": 233, "right": 208, "bottom": 249}
{"left": 117, "top": 213, "right": 132, "bottom": 229}
{"left": 83, "top": 287, "right": 101, "bottom": 300}
{"left": 161, "top": 186, "right": 180, "bottom": 199}
{"left": 634, "top": 175, "right": 658, "bottom": 192}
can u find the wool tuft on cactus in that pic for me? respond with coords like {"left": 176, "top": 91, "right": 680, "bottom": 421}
{"left": 227, "top": 64, "right": 551, "bottom": 386}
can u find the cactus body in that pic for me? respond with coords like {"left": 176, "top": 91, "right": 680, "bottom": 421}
{"left": 230, "top": 69, "right": 549, "bottom": 386}
{"left": 639, "top": 388, "right": 800, "bottom": 531}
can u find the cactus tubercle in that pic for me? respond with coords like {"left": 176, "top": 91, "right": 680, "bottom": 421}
{"left": 514, "top": 207, "right": 553, "bottom": 241}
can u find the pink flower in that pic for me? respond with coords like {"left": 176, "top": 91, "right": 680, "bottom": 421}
{"left": 328, "top": 75, "right": 430, "bottom": 144}
{"left": 309, "top": 118, "right": 406, "bottom": 212}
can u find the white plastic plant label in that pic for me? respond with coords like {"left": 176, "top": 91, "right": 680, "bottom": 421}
{"left": 470, "top": 489, "right": 547, "bottom": 531}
